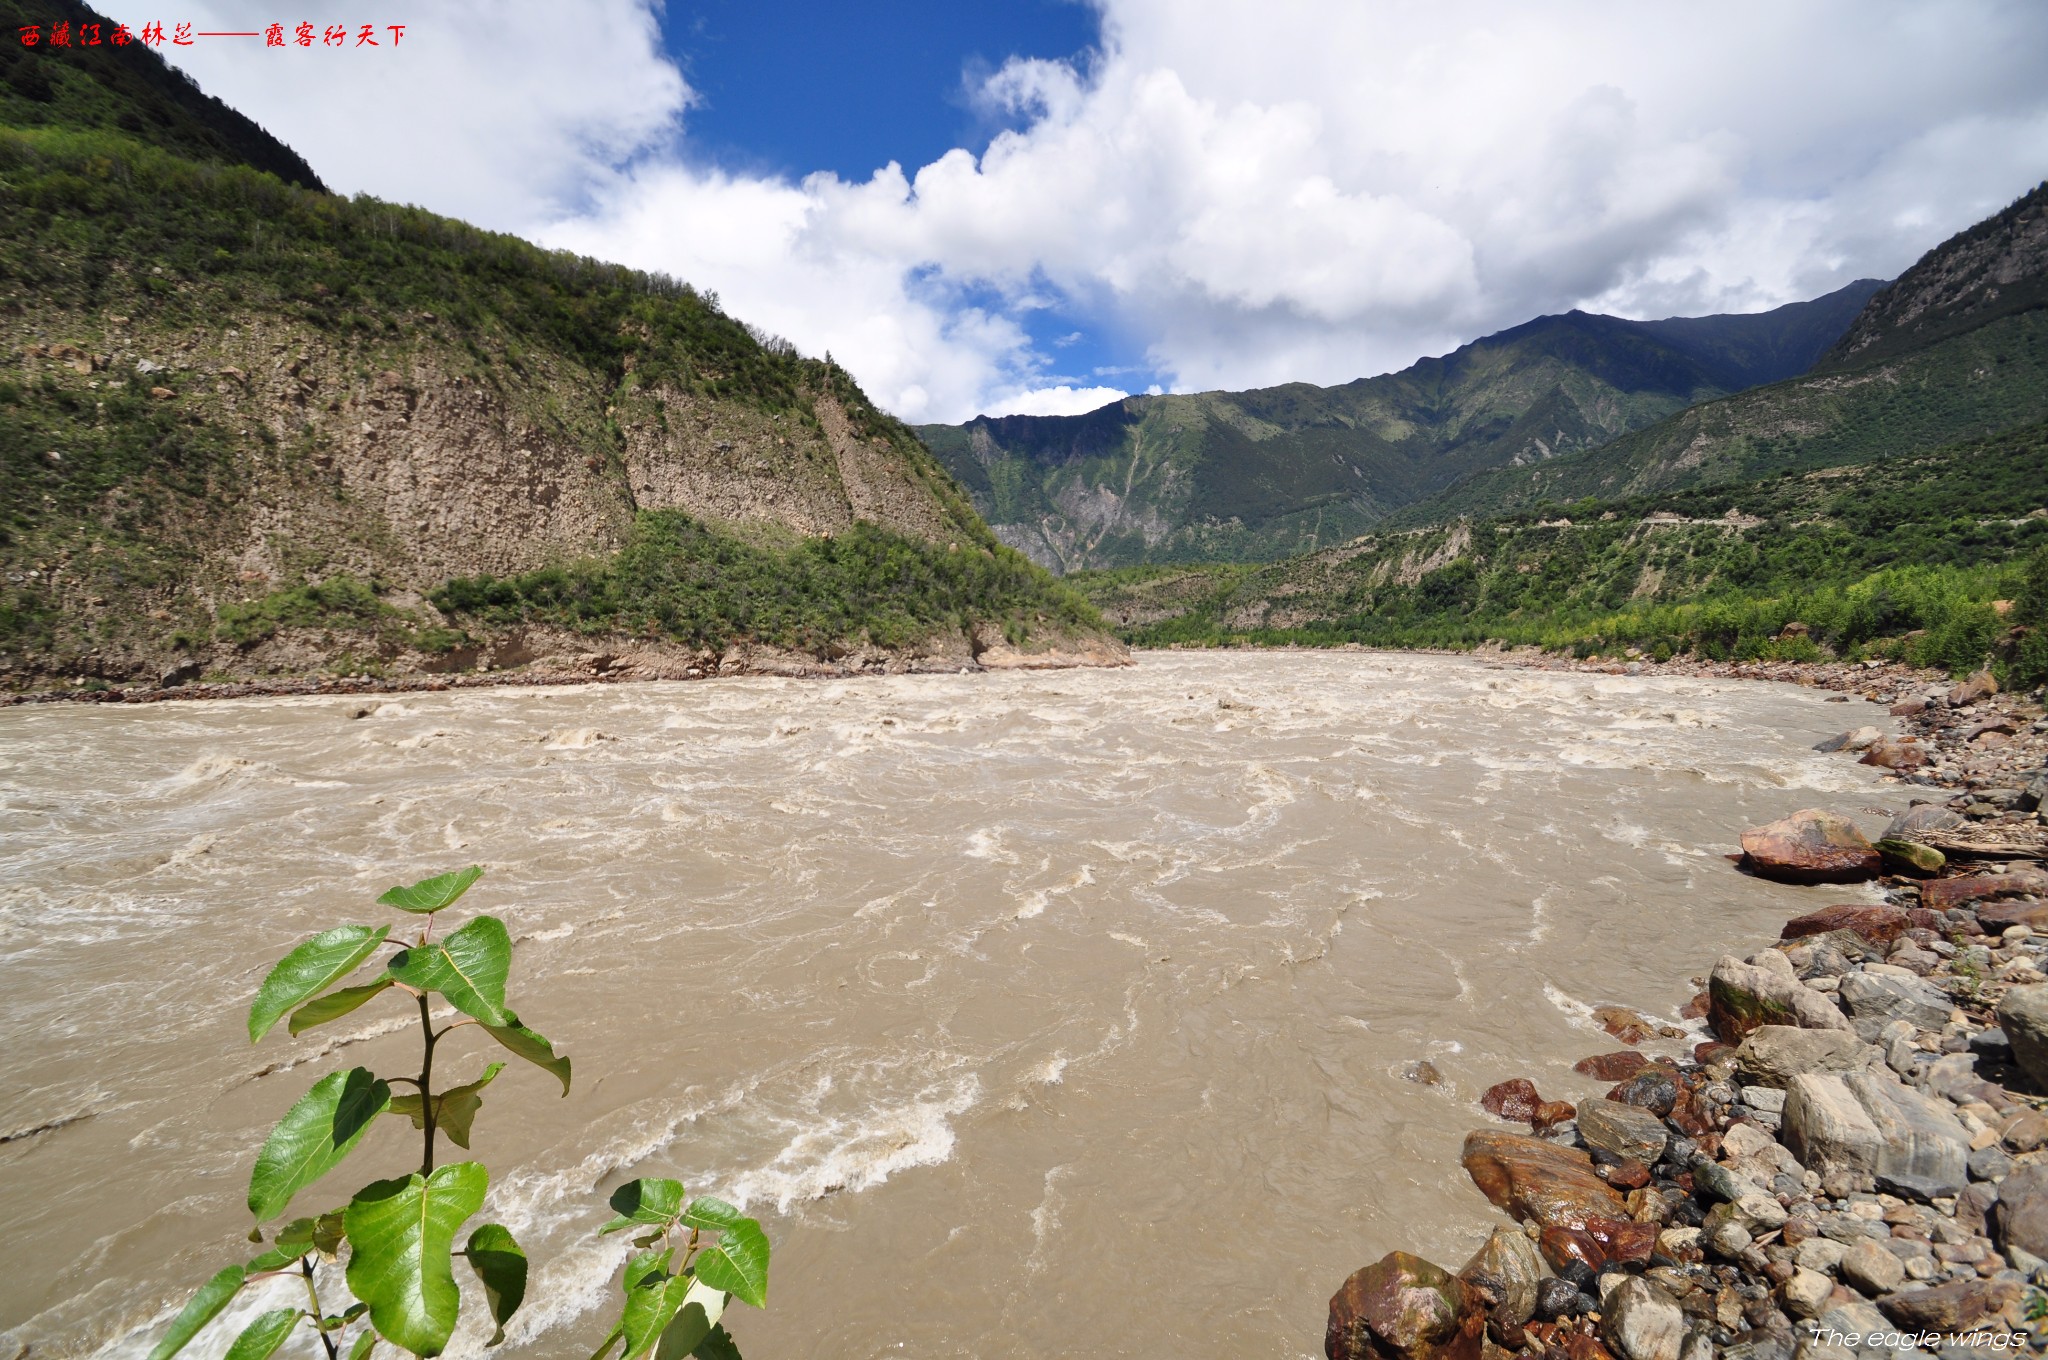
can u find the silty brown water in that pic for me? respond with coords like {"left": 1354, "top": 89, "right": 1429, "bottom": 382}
{"left": 0, "top": 651, "right": 1911, "bottom": 1358}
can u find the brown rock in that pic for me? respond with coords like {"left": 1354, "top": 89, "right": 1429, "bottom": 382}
{"left": 1679, "top": 991, "right": 1710, "bottom": 1021}
{"left": 1890, "top": 698, "right": 1930, "bottom": 717}
{"left": 1948, "top": 670, "right": 1999, "bottom": 708}
{"left": 1693, "top": 1041, "right": 1734, "bottom": 1064}
{"left": 1923, "top": 868, "right": 2048, "bottom": 912}
{"left": 1739, "top": 809, "right": 1881, "bottom": 884}
{"left": 1779, "top": 903, "right": 1910, "bottom": 946}
{"left": 1575, "top": 1052, "right": 1653, "bottom": 1081}
{"left": 1859, "top": 738, "right": 1928, "bottom": 771}
{"left": 1593, "top": 1007, "right": 1656, "bottom": 1045}
{"left": 1538, "top": 1217, "right": 1658, "bottom": 1273}
{"left": 1482, "top": 1079, "right": 1544, "bottom": 1124}
{"left": 1463, "top": 1131, "right": 1628, "bottom": 1231}
{"left": 1531, "top": 1101, "right": 1577, "bottom": 1135}
{"left": 1875, "top": 1276, "right": 2023, "bottom": 1333}
{"left": 1597, "top": 1159, "right": 1651, "bottom": 1191}
{"left": 1326, "top": 1251, "right": 1485, "bottom": 1360}
{"left": 1977, "top": 899, "right": 2048, "bottom": 932}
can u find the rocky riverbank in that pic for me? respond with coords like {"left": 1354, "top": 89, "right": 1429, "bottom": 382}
{"left": 1327, "top": 668, "right": 2048, "bottom": 1360}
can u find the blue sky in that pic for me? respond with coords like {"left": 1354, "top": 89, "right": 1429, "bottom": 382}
{"left": 141, "top": 1, "right": 2048, "bottom": 424}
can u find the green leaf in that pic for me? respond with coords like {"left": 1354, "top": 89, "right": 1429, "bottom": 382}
{"left": 248, "top": 1068, "right": 391, "bottom": 1221}
{"left": 224, "top": 1309, "right": 302, "bottom": 1360}
{"left": 481, "top": 1019, "right": 571, "bottom": 1095}
{"left": 387, "top": 916, "right": 514, "bottom": 1026}
{"left": 147, "top": 1264, "right": 245, "bottom": 1360}
{"left": 378, "top": 865, "right": 484, "bottom": 914}
{"left": 678, "top": 1199, "right": 767, "bottom": 1308}
{"left": 464, "top": 1223, "right": 528, "bottom": 1347}
{"left": 289, "top": 976, "right": 397, "bottom": 1037}
{"left": 689, "top": 1324, "right": 743, "bottom": 1360}
{"left": 249, "top": 926, "right": 391, "bottom": 1042}
{"left": 344, "top": 1162, "right": 488, "bottom": 1358}
{"left": 347, "top": 1331, "right": 378, "bottom": 1360}
{"left": 601, "top": 1178, "right": 685, "bottom": 1234}
{"left": 650, "top": 1279, "right": 726, "bottom": 1360}
{"left": 387, "top": 1063, "right": 503, "bottom": 1149}
{"left": 621, "top": 1257, "right": 726, "bottom": 1360}
{"left": 691, "top": 1218, "right": 770, "bottom": 1310}
{"left": 245, "top": 1240, "right": 313, "bottom": 1273}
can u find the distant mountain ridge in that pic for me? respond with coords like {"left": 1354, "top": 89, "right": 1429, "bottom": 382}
{"left": 1390, "top": 180, "right": 2048, "bottom": 527}
{"left": 915, "top": 281, "right": 1881, "bottom": 572}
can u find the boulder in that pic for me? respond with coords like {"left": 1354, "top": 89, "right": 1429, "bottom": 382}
{"left": 1838, "top": 1238, "right": 1905, "bottom": 1296}
{"left": 1458, "top": 1227, "right": 1543, "bottom": 1327}
{"left": 1606, "top": 1068, "right": 1679, "bottom": 1116}
{"left": 1739, "top": 809, "right": 1882, "bottom": 884}
{"left": 1462, "top": 1131, "right": 1627, "bottom": 1231}
{"left": 1859, "top": 738, "right": 1929, "bottom": 771}
{"left": 1599, "top": 1278, "right": 1686, "bottom": 1360}
{"left": 1815, "top": 727, "right": 1885, "bottom": 755}
{"left": 1780, "top": 1070, "right": 1968, "bottom": 1197}
{"left": 1884, "top": 804, "right": 1967, "bottom": 841}
{"left": 1575, "top": 1051, "right": 1654, "bottom": 1081}
{"left": 1708, "top": 952, "right": 1853, "bottom": 1043}
{"left": 1837, "top": 970, "right": 1954, "bottom": 1042}
{"left": 1923, "top": 868, "right": 2048, "bottom": 912}
{"left": 1978, "top": 899, "right": 2048, "bottom": 932}
{"left": 1876, "top": 1276, "right": 2023, "bottom": 1333}
{"left": 1481, "top": 1078, "right": 1545, "bottom": 1123}
{"left": 1593, "top": 1006, "right": 1660, "bottom": 1045}
{"left": 1537, "top": 1216, "right": 1657, "bottom": 1273}
{"left": 1995, "top": 985, "right": 2048, "bottom": 1089}
{"left": 1947, "top": 670, "right": 1999, "bottom": 708}
{"left": 1779, "top": 904, "right": 1910, "bottom": 947}
{"left": 1579, "top": 1098, "right": 1670, "bottom": 1165}
{"left": 1995, "top": 1162, "right": 2048, "bottom": 1258}
{"left": 1733, "top": 1026, "right": 1873, "bottom": 1088}
{"left": 1874, "top": 840, "right": 1945, "bottom": 876}
{"left": 1780, "top": 1267, "right": 1833, "bottom": 1318}
{"left": 1327, "top": 1252, "right": 1484, "bottom": 1360}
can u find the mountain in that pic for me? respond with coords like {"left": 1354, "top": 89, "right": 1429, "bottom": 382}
{"left": 914, "top": 281, "right": 1882, "bottom": 573}
{"left": 1392, "top": 181, "right": 2048, "bottom": 527}
{"left": 0, "top": 9, "right": 1118, "bottom": 690}
{"left": 0, "top": 0, "right": 321, "bottom": 188}
{"left": 1076, "top": 419, "right": 2048, "bottom": 679}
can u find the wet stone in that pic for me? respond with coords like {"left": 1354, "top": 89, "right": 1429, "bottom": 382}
{"left": 1579, "top": 1098, "right": 1671, "bottom": 1166}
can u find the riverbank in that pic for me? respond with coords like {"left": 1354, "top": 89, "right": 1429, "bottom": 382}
{"left": 1326, "top": 668, "right": 2048, "bottom": 1359}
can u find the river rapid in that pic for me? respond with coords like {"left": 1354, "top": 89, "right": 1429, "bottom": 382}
{"left": 0, "top": 651, "right": 1913, "bottom": 1358}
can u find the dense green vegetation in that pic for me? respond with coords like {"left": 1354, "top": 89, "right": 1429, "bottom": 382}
{"left": 1078, "top": 422, "right": 2048, "bottom": 684}
{"left": 916, "top": 283, "right": 1882, "bottom": 571}
{"left": 0, "top": 0, "right": 322, "bottom": 187}
{"left": 433, "top": 512, "right": 1101, "bottom": 654}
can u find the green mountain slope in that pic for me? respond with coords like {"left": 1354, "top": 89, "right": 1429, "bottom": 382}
{"left": 1076, "top": 420, "right": 2048, "bottom": 679}
{"left": 0, "top": 14, "right": 1117, "bottom": 689}
{"left": 1395, "top": 181, "right": 2048, "bottom": 528}
{"left": 915, "top": 282, "right": 1879, "bottom": 572}
{"left": 0, "top": 0, "right": 321, "bottom": 188}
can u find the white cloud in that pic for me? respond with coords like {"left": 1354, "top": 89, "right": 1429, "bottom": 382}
{"left": 979, "top": 385, "right": 1132, "bottom": 418}
{"left": 137, "top": 1, "right": 2048, "bottom": 423}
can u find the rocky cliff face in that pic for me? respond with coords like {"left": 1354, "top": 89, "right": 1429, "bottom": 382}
{"left": 1824, "top": 181, "right": 2048, "bottom": 369}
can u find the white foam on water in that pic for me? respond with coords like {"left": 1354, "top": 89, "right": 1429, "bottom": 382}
{"left": 541, "top": 728, "right": 609, "bottom": 750}
{"left": 725, "top": 1073, "right": 981, "bottom": 1213}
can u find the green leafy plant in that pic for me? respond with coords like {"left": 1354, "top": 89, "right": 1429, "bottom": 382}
{"left": 148, "top": 866, "right": 772, "bottom": 1359}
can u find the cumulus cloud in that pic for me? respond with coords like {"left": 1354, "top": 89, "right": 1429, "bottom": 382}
{"left": 140, "top": 1, "right": 2048, "bottom": 422}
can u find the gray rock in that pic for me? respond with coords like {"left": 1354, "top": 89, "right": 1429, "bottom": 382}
{"left": 1840, "top": 1237, "right": 1906, "bottom": 1295}
{"left": 1969, "top": 1145, "right": 2015, "bottom": 1182}
{"left": 1993, "top": 1161, "right": 2048, "bottom": 1258}
{"left": 1692, "top": 1159, "right": 1764, "bottom": 1204}
{"left": 1885, "top": 805, "right": 1967, "bottom": 841}
{"left": 1796, "top": 1236, "right": 1848, "bottom": 1273}
{"left": 1710, "top": 954, "right": 1854, "bottom": 1040}
{"left": 1993, "top": 986, "right": 2048, "bottom": 1089}
{"left": 1601, "top": 1277, "right": 1687, "bottom": 1360}
{"left": 1578, "top": 1097, "right": 1669, "bottom": 1165}
{"left": 1705, "top": 1219, "right": 1752, "bottom": 1258}
{"left": 1742, "top": 1085, "right": 1789, "bottom": 1113}
{"left": 1781, "top": 1070, "right": 1968, "bottom": 1196}
{"left": 1459, "top": 1225, "right": 1542, "bottom": 1326}
{"left": 1734, "top": 1026, "right": 1872, "bottom": 1088}
{"left": 1781, "top": 1265, "right": 1833, "bottom": 1318}
{"left": 1838, "top": 970, "right": 1954, "bottom": 1042}
{"left": 1816, "top": 727, "right": 1884, "bottom": 754}
{"left": 1815, "top": 1301, "right": 1917, "bottom": 1354}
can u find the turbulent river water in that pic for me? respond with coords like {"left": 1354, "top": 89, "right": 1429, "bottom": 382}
{"left": 0, "top": 652, "right": 1915, "bottom": 1358}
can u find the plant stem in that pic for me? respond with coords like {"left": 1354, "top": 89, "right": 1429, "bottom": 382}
{"left": 418, "top": 991, "right": 438, "bottom": 1175}
{"left": 299, "top": 1258, "right": 338, "bottom": 1360}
